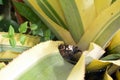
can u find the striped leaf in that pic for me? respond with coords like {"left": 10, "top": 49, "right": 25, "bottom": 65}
{"left": 36, "top": 0, "right": 67, "bottom": 29}
{"left": 0, "top": 41, "right": 74, "bottom": 80}
{"left": 107, "top": 30, "right": 120, "bottom": 54}
{"left": 94, "top": 0, "right": 112, "bottom": 14}
{"left": 24, "top": 0, "right": 75, "bottom": 45}
{"left": 59, "top": 0, "right": 84, "bottom": 42}
{"left": 78, "top": 0, "right": 120, "bottom": 51}
{"left": 78, "top": 0, "right": 96, "bottom": 31}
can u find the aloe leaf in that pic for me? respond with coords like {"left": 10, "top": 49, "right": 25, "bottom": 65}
{"left": 0, "top": 41, "right": 73, "bottom": 80}
{"left": 86, "top": 59, "right": 110, "bottom": 72}
{"left": 116, "top": 70, "right": 120, "bottom": 80}
{"left": 0, "top": 51, "right": 19, "bottom": 59}
{"left": 104, "top": 69, "right": 113, "bottom": 80}
{"left": 36, "top": 0, "right": 67, "bottom": 29}
{"left": 101, "top": 53, "right": 120, "bottom": 60}
{"left": 86, "top": 59, "right": 120, "bottom": 72}
{"left": 100, "top": 30, "right": 120, "bottom": 61}
{"left": 78, "top": 0, "right": 120, "bottom": 51}
{"left": 18, "top": 54, "right": 73, "bottom": 80}
{"left": 93, "top": 16, "right": 120, "bottom": 48}
{"left": 67, "top": 54, "right": 85, "bottom": 80}
{"left": 106, "top": 30, "right": 120, "bottom": 54}
{"left": 107, "top": 65, "right": 119, "bottom": 75}
{"left": 0, "top": 63, "right": 6, "bottom": 69}
{"left": 13, "top": 1, "right": 42, "bottom": 25}
{"left": 24, "top": 0, "right": 75, "bottom": 45}
{"left": 0, "top": 32, "right": 40, "bottom": 47}
{"left": 106, "top": 45, "right": 120, "bottom": 55}
{"left": 59, "top": 0, "right": 84, "bottom": 43}
{"left": 102, "top": 30, "right": 120, "bottom": 61}
{"left": 94, "top": 0, "right": 112, "bottom": 14}
{"left": 0, "top": 32, "right": 40, "bottom": 62}
{"left": 85, "top": 43, "right": 105, "bottom": 65}
{"left": 78, "top": 0, "right": 96, "bottom": 31}
{"left": 13, "top": 1, "right": 48, "bottom": 36}
{"left": 0, "top": 32, "right": 40, "bottom": 49}
{"left": 108, "top": 30, "right": 120, "bottom": 49}
{"left": 45, "top": 0, "right": 67, "bottom": 26}
{"left": 0, "top": 44, "right": 29, "bottom": 53}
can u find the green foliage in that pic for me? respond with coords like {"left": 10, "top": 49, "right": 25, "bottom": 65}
{"left": 8, "top": 26, "right": 16, "bottom": 47}
{"left": 9, "top": 37, "right": 16, "bottom": 47}
{"left": 19, "top": 34, "right": 26, "bottom": 45}
{"left": 0, "top": 0, "right": 54, "bottom": 46}
{"left": 59, "top": 0, "right": 84, "bottom": 42}
{"left": 8, "top": 25, "right": 15, "bottom": 37}
{"left": 30, "top": 24, "right": 38, "bottom": 30}
{"left": 3, "top": 21, "right": 53, "bottom": 47}
{"left": 21, "top": 0, "right": 120, "bottom": 79}
{"left": 2, "top": 22, "right": 28, "bottom": 47}
{"left": 0, "top": 0, "right": 3, "bottom": 5}
{"left": 19, "top": 22, "right": 28, "bottom": 33}
{"left": 44, "top": 29, "right": 52, "bottom": 41}
{"left": 13, "top": 1, "right": 41, "bottom": 24}
{"left": 0, "top": 0, "right": 120, "bottom": 80}
{"left": 13, "top": 1, "right": 55, "bottom": 41}
{"left": 101, "top": 53, "right": 120, "bottom": 60}
{"left": 2, "top": 25, "right": 16, "bottom": 47}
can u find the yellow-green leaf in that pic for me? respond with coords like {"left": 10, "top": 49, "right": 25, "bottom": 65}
{"left": 0, "top": 50, "right": 19, "bottom": 59}
{"left": 46, "top": 0, "right": 67, "bottom": 25}
{"left": 104, "top": 69, "right": 113, "bottom": 80}
{"left": 107, "top": 65, "right": 119, "bottom": 75}
{"left": 78, "top": 0, "right": 120, "bottom": 51}
{"left": 87, "top": 59, "right": 120, "bottom": 72}
{"left": 36, "top": 0, "right": 67, "bottom": 29}
{"left": 86, "top": 59, "right": 110, "bottom": 72}
{"left": 0, "top": 32, "right": 40, "bottom": 47}
{"left": 0, "top": 63, "right": 6, "bottom": 69}
{"left": 94, "top": 0, "right": 112, "bottom": 14}
{"left": 59, "top": 0, "right": 84, "bottom": 43}
{"left": 85, "top": 43, "right": 105, "bottom": 65}
{"left": 116, "top": 70, "right": 120, "bottom": 80}
{"left": 78, "top": 0, "right": 96, "bottom": 31}
{"left": 107, "top": 30, "right": 120, "bottom": 54}
{"left": 67, "top": 54, "right": 85, "bottom": 80}
{"left": 24, "top": 0, "right": 75, "bottom": 45}
{"left": 0, "top": 41, "right": 74, "bottom": 80}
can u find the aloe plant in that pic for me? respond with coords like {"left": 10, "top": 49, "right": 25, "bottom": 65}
{"left": 0, "top": 0, "right": 120, "bottom": 80}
